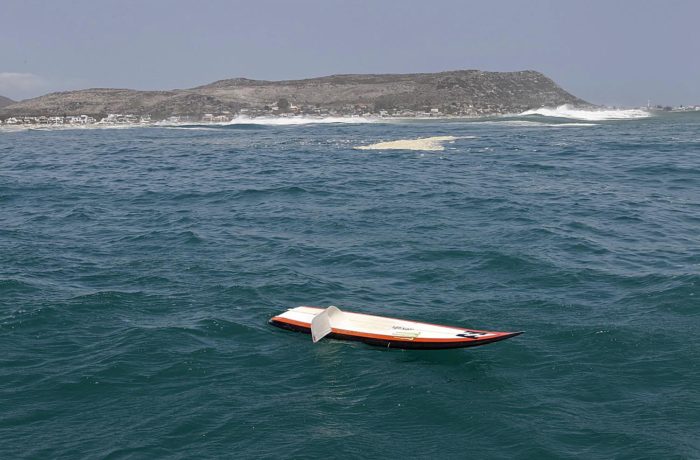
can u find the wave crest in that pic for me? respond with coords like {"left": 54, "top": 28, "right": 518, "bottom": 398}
{"left": 519, "top": 104, "right": 651, "bottom": 121}
{"left": 233, "top": 115, "right": 378, "bottom": 125}
{"left": 151, "top": 115, "right": 379, "bottom": 129}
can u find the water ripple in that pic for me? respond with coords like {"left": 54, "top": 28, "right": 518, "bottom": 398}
{"left": 1, "top": 114, "right": 699, "bottom": 458}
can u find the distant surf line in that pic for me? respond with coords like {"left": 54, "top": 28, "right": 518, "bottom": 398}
{"left": 516, "top": 104, "right": 651, "bottom": 121}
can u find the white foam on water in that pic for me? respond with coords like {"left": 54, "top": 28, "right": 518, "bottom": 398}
{"left": 519, "top": 104, "right": 651, "bottom": 121}
{"left": 355, "top": 136, "right": 473, "bottom": 151}
{"left": 0, "top": 125, "right": 31, "bottom": 133}
{"left": 0, "top": 123, "right": 144, "bottom": 133}
{"left": 225, "top": 115, "right": 378, "bottom": 126}
{"left": 465, "top": 120, "right": 599, "bottom": 128}
{"left": 1, "top": 116, "right": 378, "bottom": 133}
{"left": 552, "top": 122, "right": 600, "bottom": 127}
{"left": 159, "top": 126, "right": 220, "bottom": 131}
{"left": 151, "top": 116, "right": 379, "bottom": 128}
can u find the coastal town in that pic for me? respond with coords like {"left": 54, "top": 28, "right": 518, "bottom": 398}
{"left": 0, "top": 101, "right": 475, "bottom": 127}
{"left": 2, "top": 102, "right": 699, "bottom": 128}
{"left": 1, "top": 113, "right": 147, "bottom": 126}
{"left": 3, "top": 108, "right": 700, "bottom": 128}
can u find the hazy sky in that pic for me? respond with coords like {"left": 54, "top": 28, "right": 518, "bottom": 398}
{"left": 1, "top": 0, "right": 698, "bottom": 106}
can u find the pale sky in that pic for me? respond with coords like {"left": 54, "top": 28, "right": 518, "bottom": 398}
{"left": 1, "top": 0, "right": 698, "bottom": 106}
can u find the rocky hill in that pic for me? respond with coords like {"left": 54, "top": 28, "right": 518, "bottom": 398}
{"left": 0, "top": 95, "right": 15, "bottom": 109}
{"left": 0, "top": 70, "right": 588, "bottom": 119}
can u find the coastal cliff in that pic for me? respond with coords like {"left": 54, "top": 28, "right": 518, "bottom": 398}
{"left": 0, "top": 70, "right": 588, "bottom": 119}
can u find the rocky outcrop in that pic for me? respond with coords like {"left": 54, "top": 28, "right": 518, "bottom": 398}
{"left": 0, "top": 70, "right": 588, "bottom": 118}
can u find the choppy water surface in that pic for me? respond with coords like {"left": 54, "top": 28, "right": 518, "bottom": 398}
{"left": 1, "top": 113, "right": 699, "bottom": 458}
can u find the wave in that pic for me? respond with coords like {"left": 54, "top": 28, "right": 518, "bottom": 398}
{"left": 355, "top": 136, "right": 473, "bottom": 151}
{"left": 156, "top": 115, "right": 379, "bottom": 128}
{"left": 0, "top": 123, "right": 145, "bottom": 133}
{"left": 229, "top": 115, "right": 378, "bottom": 125}
{"left": 0, "top": 116, "right": 380, "bottom": 133}
{"left": 472, "top": 120, "right": 598, "bottom": 127}
{"left": 158, "top": 125, "right": 221, "bottom": 131}
{"left": 518, "top": 104, "right": 651, "bottom": 121}
{"left": 0, "top": 125, "right": 32, "bottom": 133}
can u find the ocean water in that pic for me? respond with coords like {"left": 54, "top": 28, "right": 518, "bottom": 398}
{"left": 1, "top": 111, "right": 699, "bottom": 458}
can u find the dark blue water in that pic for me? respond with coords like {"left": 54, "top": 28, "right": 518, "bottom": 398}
{"left": 1, "top": 114, "right": 699, "bottom": 458}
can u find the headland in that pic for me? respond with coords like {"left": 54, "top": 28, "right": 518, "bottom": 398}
{"left": 0, "top": 70, "right": 589, "bottom": 126}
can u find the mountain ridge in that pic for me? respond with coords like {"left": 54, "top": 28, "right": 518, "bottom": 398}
{"left": 0, "top": 95, "right": 15, "bottom": 109}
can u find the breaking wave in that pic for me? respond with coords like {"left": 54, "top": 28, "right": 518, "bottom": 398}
{"left": 473, "top": 120, "right": 598, "bottom": 127}
{"left": 224, "top": 116, "right": 378, "bottom": 126}
{"left": 151, "top": 116, "right": 380, "bottom": 129}
{"left": 0, "top": 124, "right": 142, "bottom": 133}
{"left": 519, "top": 104, "right": 651, "bottom": 121}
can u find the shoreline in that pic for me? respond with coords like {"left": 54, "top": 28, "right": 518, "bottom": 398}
{"left": 0, "top": 105, "right": 662, "bottom": 132}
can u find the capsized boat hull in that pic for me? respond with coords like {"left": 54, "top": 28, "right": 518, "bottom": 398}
{"left": 269, "top": 306, "right": 522, "bottom": 350}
